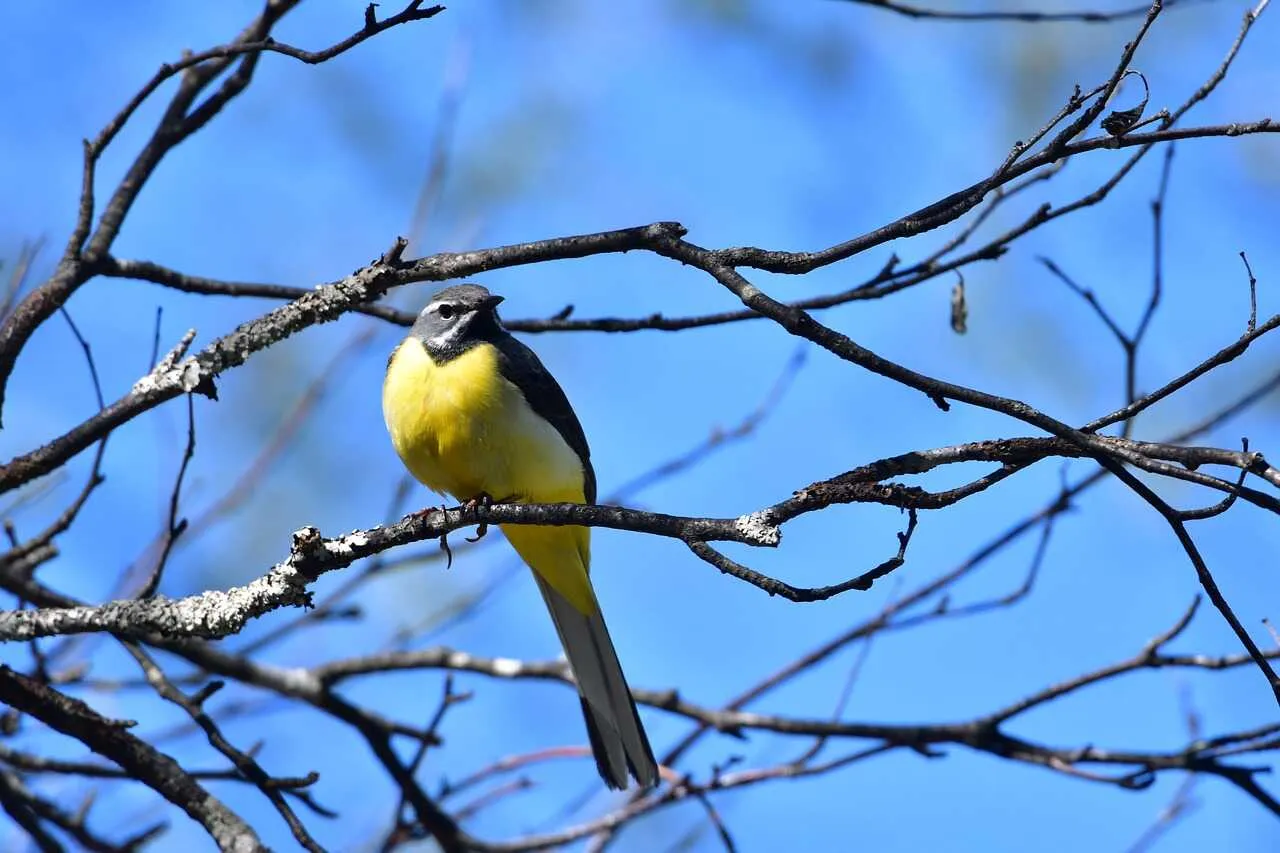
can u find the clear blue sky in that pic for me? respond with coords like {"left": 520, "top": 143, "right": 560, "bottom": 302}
{"left": 2, "top": 1, "right": 1279, "bottom": 850}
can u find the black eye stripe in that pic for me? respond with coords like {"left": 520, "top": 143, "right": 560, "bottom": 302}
{"left": 437, "top": 303, "right": 456, "bottom": 319}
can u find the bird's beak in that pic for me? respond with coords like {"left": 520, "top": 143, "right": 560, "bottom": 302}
{"left": 480, "top": 294, "right": 504, "bottom": 311}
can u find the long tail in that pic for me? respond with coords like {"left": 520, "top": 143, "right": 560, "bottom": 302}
{"left": 533, "top": 574, "right": 659, "bottom": 789}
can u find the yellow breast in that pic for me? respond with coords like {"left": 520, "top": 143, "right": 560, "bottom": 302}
{"left": 383, "top": 334, "right": 596, "bottom": 609}
{"left": 382, "top": 337, "right": 586, "bottom": 505}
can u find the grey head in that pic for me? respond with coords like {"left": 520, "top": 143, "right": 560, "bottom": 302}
{"left": 410, "top": 283, "right": 506, "bottom": 362}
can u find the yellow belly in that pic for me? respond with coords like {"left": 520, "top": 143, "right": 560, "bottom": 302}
{"left": 383, "top": 338, "right": 596, "bottom": 612}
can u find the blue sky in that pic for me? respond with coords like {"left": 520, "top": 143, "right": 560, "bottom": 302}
{"left": 2, "top": 0, "right": 1279, "bottom": 850}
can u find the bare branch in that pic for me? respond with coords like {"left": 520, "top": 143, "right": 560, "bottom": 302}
{"left": 0, "top": 0, "right": 446, "bottom": 424}
{"left": 121, "top": 643, "right": 327, "bottom": 851}
{"left": 0, "top": 666, "right": 260, "bottom": 851}
{"left": 838, "top": 0, "right": 1169, "bottom": 23}
{"left": 0, "top": 223, "right": 686, "bottom": 492}
{"left": 5, "top": 1, "right": 1278, "bottom": 847}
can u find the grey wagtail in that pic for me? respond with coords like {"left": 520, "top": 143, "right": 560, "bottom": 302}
{"left": 382, "top": 284, "right": 658, "bottom": 790}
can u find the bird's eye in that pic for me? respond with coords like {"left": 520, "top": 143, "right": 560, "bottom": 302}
{"left": 437, "top": 303, "right": 455, "bottom": 320}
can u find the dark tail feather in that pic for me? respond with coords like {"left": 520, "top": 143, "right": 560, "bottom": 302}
{"left": 579, "top": 690, "right": 658, "bottom": 789}
{"left": 534, "top": 575, "right": 659, "bottom": 789}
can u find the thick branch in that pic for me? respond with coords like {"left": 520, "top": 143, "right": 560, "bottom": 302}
{"left": 0, "top": 223, "right": 686, "bottom": 492}
{"left": 0, "top": 501, "right": 779, "bottom": 641}
{"left": 0, "top": 667, "right": 260, "bottom": 852}
{"left": 7, "top": 428, "right": 1276, "bottom": 640}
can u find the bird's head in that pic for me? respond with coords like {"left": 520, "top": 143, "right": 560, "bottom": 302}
{"left": 411, "top": 283, "right": 505, "bottom": 360}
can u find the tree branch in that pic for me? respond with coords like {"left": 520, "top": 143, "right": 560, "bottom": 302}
{"left": 0, "top": 666, "right": 260, "bottom": 852}
{"left": 0, "top": 0, "right": 445, "bottom": 424}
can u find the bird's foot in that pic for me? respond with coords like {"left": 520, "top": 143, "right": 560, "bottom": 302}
{"left": 464, "top": 493, "right": 494, "bottom": 542}
{"left": 410, "top": 502, "right": 454, "bottom": 569}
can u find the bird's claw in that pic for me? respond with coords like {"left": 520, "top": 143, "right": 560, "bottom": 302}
{"left": 465, "top": 493, "right": 494, "bottom": 542}
{"left": 412, "top": 502, "right": 453, "bottom": 569}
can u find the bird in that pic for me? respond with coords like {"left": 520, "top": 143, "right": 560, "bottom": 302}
{"left": 381, "top": 283, "right": 659, "bottom": 790}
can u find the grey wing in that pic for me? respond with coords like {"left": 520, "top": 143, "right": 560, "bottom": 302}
{"left": 493, "top": 333, "right": 597, "bottom": 504}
